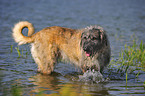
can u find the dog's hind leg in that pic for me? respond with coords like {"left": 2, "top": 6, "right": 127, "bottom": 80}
{"left": 31, "top": 43, "right": 58, "bottom": 74}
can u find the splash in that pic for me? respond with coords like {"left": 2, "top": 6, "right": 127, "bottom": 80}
{"left": 79, "top": 70, "right": 105, "bottom": 83}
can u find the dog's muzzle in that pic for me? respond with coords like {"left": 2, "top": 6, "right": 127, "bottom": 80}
{"left": 83, "top": 42, "right": 96, "bottom": 57}
{"left": 83, "top": 46, "right": 93, "bottom": 57}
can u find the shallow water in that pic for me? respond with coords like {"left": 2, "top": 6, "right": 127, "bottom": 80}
{"left": 79, "top": 70, "right": 105, "bottom": 83}
{"left": 0, "top": 0, "right": 145, "bottom": 95}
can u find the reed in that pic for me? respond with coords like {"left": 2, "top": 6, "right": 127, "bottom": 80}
{"left": 15, "top": 46, "right": 21, "bottom": 57}
{"left": 14, "top": 46, "right": 31, "bottom": 58}
{"left": 110, "top": 40, "right": 145, "bottom": 85}
{"left": 121, "top": 40, "right": 144, "bottom": 71}
{"left": 10, "top": 45, "right": 13, "bottom": 53}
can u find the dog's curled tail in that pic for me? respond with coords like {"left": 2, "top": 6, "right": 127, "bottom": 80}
{"left": 12, "top": 21, "right": 35, "bottom": 45}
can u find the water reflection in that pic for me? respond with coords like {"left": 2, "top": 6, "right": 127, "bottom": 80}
{"left": 29, "top": 73, "right": 109, "bottom": 95}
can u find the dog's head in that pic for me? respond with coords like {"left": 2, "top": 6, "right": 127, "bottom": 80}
{"left": 81, "top": 25, "right": 107, "bottom": 57}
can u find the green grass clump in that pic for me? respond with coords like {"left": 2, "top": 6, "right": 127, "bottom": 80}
{"left": 14, "top": 45, "right": 30, "bottom": 58}
{"left": 111, "top": 40, "right": 145, "bottom": 72}
{"left": 110, "top": 40, "right": 145, "bottom": 86}
{"left": 118, "top": 40, "right": 145, "bottom": 72}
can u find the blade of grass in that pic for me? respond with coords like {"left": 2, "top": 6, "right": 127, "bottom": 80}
{"left": 11, "top": 45, "right": 13, "bottom": 53}
{"left": 126, "top": 71, "right": 128, "bottom": 87}
{"left": 15, "top": 46, "right": 21, "bottom": 57}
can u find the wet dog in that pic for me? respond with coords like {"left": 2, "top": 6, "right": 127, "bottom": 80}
{"left": 12, "top": 21, "right": 111, "bottom": 74}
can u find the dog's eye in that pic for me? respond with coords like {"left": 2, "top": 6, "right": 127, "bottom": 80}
{"left": 83, "top": 36, "right": 87, "bottom": 39}
{"left": 92, "top": 37, "right": 98, "bottom": 40}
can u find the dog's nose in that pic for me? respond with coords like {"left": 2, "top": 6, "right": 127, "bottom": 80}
{"left": 83, "top": 46, "right": 91, "bottom": 52}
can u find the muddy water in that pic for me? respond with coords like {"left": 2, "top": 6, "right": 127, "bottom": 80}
{"left": 0, "top": 0, "right": 145, "bottom": 95}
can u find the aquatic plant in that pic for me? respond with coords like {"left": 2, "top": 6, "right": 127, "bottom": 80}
{"left": 15, "top": 46, "right": 27, "bottom": 58}
{"left": 10, "top": 45, "right": 13, "bottom": 53}
{"left": 13, "top": 45, "right": 31, "bottom": 58}
{"left": 110, "top": 40, "right": 145, "bottom": 86}
{"left": 118, "top": 40, "right": 145, "bottom": 72}
{"left": 15, "top": 46, "right": 21, "bottom": 57}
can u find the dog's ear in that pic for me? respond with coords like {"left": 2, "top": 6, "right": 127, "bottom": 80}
{"left": 100, "top": 31, "right": 103, "bottom": 41}
{"left": 100, "top": 31, "right": 108, "bottom": 46}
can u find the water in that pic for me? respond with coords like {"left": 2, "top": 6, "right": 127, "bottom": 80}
{"left": 0, "top": 0, "right": 145, "bottom": 95}
{"left": 79, "top": 70, "right": 106, "bottom": 83}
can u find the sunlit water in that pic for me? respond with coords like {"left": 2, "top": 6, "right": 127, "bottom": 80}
{"left": 0, "top": 0, "right": 145, "bottom": 95}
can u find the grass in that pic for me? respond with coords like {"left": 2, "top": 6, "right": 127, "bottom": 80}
{"left": 117, "top": 40, "right": 144, "bottom": 71}
{"left": 110, "top": 39, "right": 145, "bottom": 86}
{"left": 11, "top": 45, "right": 29, "bottom": 58}
{"left": 16, "top": 47, "right": 21, "bottom": 56}
{"left": 10, "top": 45, "right": 13, "bottom": 53}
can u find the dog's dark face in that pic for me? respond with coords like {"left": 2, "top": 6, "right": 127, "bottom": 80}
{"left": 81, "top": 28, "right": 103, "bottom": 57}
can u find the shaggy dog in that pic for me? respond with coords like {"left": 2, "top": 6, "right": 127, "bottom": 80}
{"left": 12, "top": 21, "right": 111, "bottom": 74}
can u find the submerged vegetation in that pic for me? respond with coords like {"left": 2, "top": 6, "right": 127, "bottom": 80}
{"left": 111, "top": 40, "right": 145, "bottom": 72}
{"left": 110, "top": 39, "right": 145, "bottom": 85}
{"left": 11, "top": 45, "right": 29, "bottom": 58}
{"left": 15, "top": 46, "right": 21, "bottom": 57}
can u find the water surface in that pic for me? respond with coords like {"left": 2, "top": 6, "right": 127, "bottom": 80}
{"left": 0, "top": 0, "right": 145, "bottom": 95}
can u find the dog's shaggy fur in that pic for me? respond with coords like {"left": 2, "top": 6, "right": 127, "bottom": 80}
{"left": 12, "top": 21, "right": 111, "bottom": 74}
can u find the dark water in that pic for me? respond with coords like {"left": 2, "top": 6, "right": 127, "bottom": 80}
{"left": 0, "top": 0, "right": 145, "bottom": 95}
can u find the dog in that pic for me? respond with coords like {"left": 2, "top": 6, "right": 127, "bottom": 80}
{"left": 12, "top": 21, "right": 111, "bottom": 74}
